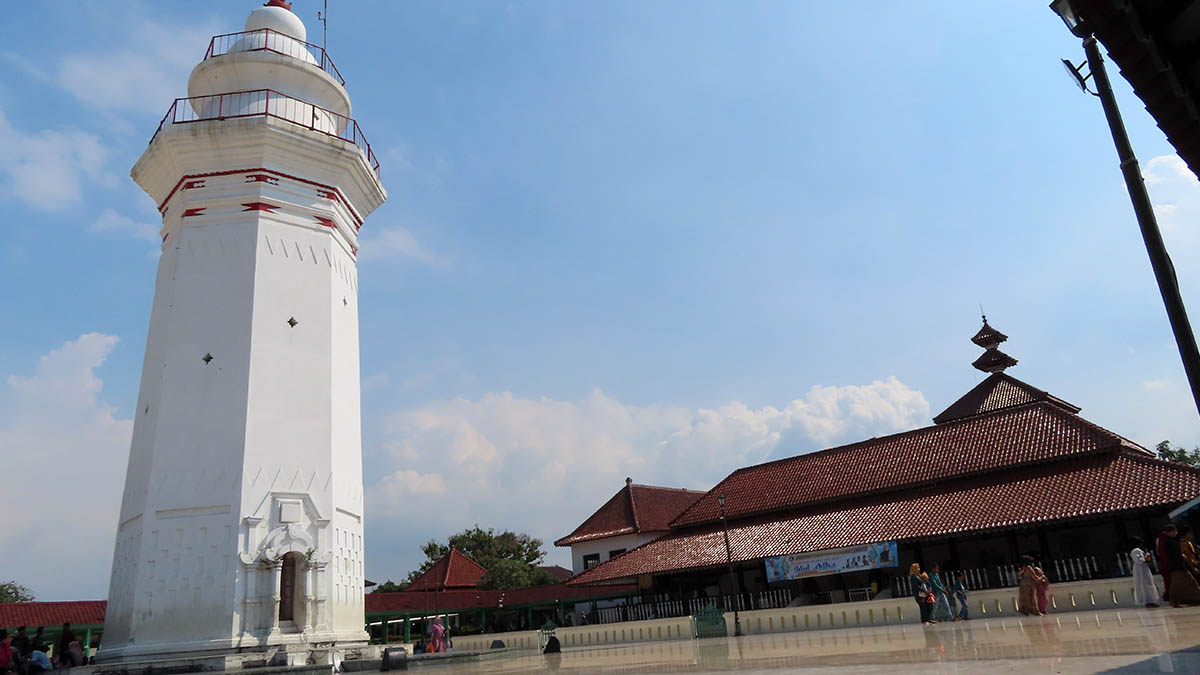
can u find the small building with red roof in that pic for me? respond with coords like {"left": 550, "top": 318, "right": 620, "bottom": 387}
{"left": 555, "top": 478, "right": 706, "bottom": 574}
{"left": 567, "top": 319, "right": 1200, "bottom": 615}
{"left": 403, "top": 547, "right": 487, "bottom": 592}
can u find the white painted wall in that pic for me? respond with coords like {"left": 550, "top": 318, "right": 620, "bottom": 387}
{"left": 569, "top": 532, "right": 663, "bottom": 574}
{"left": 101, "top": 4, "right": 385, "bottom": 663}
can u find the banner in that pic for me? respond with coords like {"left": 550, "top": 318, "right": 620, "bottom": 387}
{"left": 764, "top": 541, "right": 898, "bottom": 583}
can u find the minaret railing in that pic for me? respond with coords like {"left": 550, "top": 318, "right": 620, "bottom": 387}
{"left": 205, "top": 28, "right": 345, "bottom": 86}
{"left": 152, "top": 89, "right": 380, "bottom": 179}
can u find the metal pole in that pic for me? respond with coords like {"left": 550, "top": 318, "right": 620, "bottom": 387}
{"left": 718, "top": 497, "right": 743, "bottom": 637}
{"left": 1084, "top": 36, "right": 1200, "bottom": 418}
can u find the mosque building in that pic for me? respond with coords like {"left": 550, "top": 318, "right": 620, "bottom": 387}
{"left": 565, "top": 319, "right": 1200, "bottom": 615}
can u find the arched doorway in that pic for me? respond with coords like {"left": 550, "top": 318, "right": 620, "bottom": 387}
{"left": 279, "top": 552, "right": 302, "bottom": 622}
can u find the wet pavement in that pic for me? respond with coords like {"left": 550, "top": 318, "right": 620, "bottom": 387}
{"left": 419, "top": 606, "right": 1200, "bottom": 673}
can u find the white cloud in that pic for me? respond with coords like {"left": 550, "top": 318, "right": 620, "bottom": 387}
{"left": 0, "top": 106, "right": 113, "bottom": 211}
{"left": 359, "top": 226, "right": 448, "bottom": 267}
{"left": 1145, "top": 154, "right": 1200, "bottom": 248}
{"left": 0, "top": 334, "right": 132, "bottom": 600}
{"left": 365, "top": 379, "right": 928, "bottom": 576}
{"left": 88, "top": 207, "right": 161, "bottom": 242}
{"left": 55, "top": 17, "right": 216, "bottom": 116}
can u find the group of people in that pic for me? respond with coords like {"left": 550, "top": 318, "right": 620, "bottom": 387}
{"left": 1153, "top": 523, "right": 1200, "bottom": 607}
{"left": 908, "top": 563, "right": 969, "bottom": 625}
{"left": 0, "top": 624, "right": 85, "bottom": 674}
{"left": 908, "top": 524, "right": 1200, "bottom": 627}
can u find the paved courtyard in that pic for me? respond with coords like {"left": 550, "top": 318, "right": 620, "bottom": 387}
{"left": 425, "top": 607, "right": 1200, "bottom": 673}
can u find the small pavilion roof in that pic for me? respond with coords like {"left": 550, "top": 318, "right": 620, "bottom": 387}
{"left": 972, "top": 347, "right": 1019, "bottom": 373}
{"left": 404, "top": 547, "right": 487, "bottom": 592}
{"left": 555, "top": 479, "right": 705, "bottom": 547}
{"left": 971, "top": 319, "right": 1009, "bottom": 349}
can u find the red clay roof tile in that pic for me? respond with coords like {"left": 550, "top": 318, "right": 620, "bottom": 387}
{"left": 404, "top": 547, "right": 487, "bottom": 592}
{"left": 671, "top": 401, "right": 1145, "bottom": 528}
{"left": 933, "top": 373, "right": 1080, "bottom": 424}
{"left": 571, "top": 452, "right": 1200, "bottom": 584}
{"left": 366, "top": 583, "right": 637, "bottom": 614}
{"left": 555, "top": 482, "right": 705, "bottom": 546}
{"left": 0, "top": 601, "right": 108, "bottom": 628}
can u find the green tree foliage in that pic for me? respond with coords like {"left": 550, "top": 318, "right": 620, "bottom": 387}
{"left": 407, "top": 526, "right": 552, "bottom": 590}
{"left": 369, "top": 579, "right": 408, "bottom": 594}
{"left": 477, "top": 559, "right": 555, "bottom": 590}
{"left": 1157, "top": 440, "right": 1200, "bottom": 466}
{"left": 0, "top": 581, "right": 35, "bottom": 603}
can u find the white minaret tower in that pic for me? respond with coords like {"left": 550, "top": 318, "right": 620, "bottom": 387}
{"left": 100, "top": 0, "right": 385, "bottom": 664}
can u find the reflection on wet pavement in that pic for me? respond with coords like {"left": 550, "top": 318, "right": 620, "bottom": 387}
{"left": 416, "top": 607, "right": 1200, "bottom": 673}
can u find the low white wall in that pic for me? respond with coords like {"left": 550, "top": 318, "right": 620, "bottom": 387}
{"left": 449, "top": 576, "right": 1154, "bottom": 651}
{"left": 726, "top": 575, "right": 1151, "bottom": 635}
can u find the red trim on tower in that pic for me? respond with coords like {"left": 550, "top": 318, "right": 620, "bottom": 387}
{"left": 242, "top": 202, "right": 279, "bottom": 213}
{"left": 317, "top": 189, "right": 338, "bottom": 201}
{"left": 245, "top": 174, "right": 279, "bottom": 185}
{"left": 161, "top": 232, "right": 169, "bottom": 242}
{"left": 181, "top": 208, "right": 206, "bottom": 217}
{"left": 265, "top": 0, "right": 293, "bottom": 9}
{"left": 182, "top": 180, "right": 206, "bottom": 190}
{"left": 157, "top": 168, "right": 364, "bottom": 227}
{"left": 315, "top": 217, "right": 336, "bottom": 228}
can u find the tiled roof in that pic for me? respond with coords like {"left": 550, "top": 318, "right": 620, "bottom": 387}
{"left": 933, "top": 373, "right": 1081, "bottom": 424}
{"left": 555, "top": 481, "right": 705, "bottom": 546}
{"left": 971, "top": 321, "right": 1008, "bottom": 348}
{"left": 571, "top": 452, "right": 1200, "bottom": 584}
{"left": 0, "top": 601, "right": 108, "bottom": 628}
{"left": 538, "top": 565, "right": 574, "bottom": 582}
{"left": 671, "top": 402, "right": 1145, "bottom": 528}
{"left": 971, "top": 347, "right": 1019, "bottom": 373}
{"left": 404, "top": 547, "right": 487, "bottom": 592}
{"left": 367, "top": 582, "right": 638, "bottom": 614}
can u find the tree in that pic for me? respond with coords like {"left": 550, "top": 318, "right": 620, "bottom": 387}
{"left": 1157, "top": 440, "right": 1200, "bottom": 466}
{"left": 370, "top": 580, "right": 408, "bottom": 594}
{"left": 0, "top": 581, "right": 34, "bottom": 603}
{"left": 407, "top": 526, "right": 552, "bottom": 590}
{"left": 477, "top": 559, "right": 555, "bottom": 590}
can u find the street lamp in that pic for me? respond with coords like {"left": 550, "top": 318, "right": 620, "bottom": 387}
{"left": 1050, "top": 0, "right": 1200, "bottom": 420}
{"left": 717, "top": 494, "right": 743, "bottom": 637}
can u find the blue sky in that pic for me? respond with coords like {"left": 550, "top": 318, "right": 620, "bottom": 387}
{"left": 3, "top": 1, "right": 1200, "bottom": 600}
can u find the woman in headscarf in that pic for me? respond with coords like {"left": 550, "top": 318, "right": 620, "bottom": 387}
{"left": 1034, "top": 556, "right": 1052, "bottom": 615}
{"left": 1129, "top": 536, "right": 1162, "bottom": 608}
{"left": 909, "top": 563, "right": 935, "bottom": 625}
{"left": 1167, "top": 527, "right": 1200, "bottom": 606}
{"left": 430, "top": 616, "right": 447, "bottom": 653}
{"left": 1017, "top": 556, "right": 1046, "bottom": 616}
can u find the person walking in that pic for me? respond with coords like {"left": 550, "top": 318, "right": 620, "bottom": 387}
{"left": 1162, "top": 526, "right": 1200, "bottom": 606}
{"left": 56, "top": 623, "right": 77, "bottom": 668}
{"left": 909, "top": 563, "right": 935, "bottom": 625}
{"left": 1018, "top": 556, "right": 1046, "bottom": 616}
{"left": 1130, "top": 536, "right": 1162, "bottom": 608}
{"left": 1158, "top": 524, "right": 1177, "bottom": 603}
{"left": 429, "top": 616, "right": 447, "bottom": 653}
{"left": 951, "top": 573, "right": 969, "bottom": 620}
{"left": 929, "top": 563, "right": 953, "bottom": 622}
{"left": 1034, "top": 557, "right": 1052, "bottom": 615}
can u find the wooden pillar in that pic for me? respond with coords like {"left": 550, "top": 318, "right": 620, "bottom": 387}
{"left": 480, "top": 609, "right": 487, "bottom": 633}
{"left": 404, "top": 617, "right": 411, "bottom": 644}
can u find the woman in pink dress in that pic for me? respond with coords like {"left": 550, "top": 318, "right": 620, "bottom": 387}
{"left": 1034, "top": 559, "right": 1051, "bottom": 615}
{"left": 430, "top": 616, "right": 447, "bottom": 653}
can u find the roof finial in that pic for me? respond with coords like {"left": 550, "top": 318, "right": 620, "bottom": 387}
{"left": 625, "top": 476, "right": 633, "bottom": 487}
{"left": 970, "top": 315, "right": 1018, "bottom": 373}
